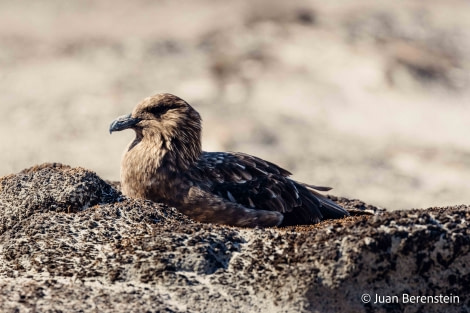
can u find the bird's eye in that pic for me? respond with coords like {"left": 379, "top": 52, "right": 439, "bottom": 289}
{"left": 149, "top": 106, "right": 169, "bottom": 117}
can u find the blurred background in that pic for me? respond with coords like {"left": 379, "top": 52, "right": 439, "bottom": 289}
{"left": 1, "top": 0, "right": 469, "bottom": 210}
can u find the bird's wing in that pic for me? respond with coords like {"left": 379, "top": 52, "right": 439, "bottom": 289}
{"left": 187, "top": 152, "right": 329, "bottom": 224}
{"left": 181, "top": 186, "right": 284, "bottom": 227}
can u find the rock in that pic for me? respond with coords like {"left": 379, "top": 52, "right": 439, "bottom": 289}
{"left": 0, "top": 163, "right": 468, "bottom": 312}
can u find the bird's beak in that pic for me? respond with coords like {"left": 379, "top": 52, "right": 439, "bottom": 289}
{"left": 109, "top": 114, "right": 141, "bottom": 134}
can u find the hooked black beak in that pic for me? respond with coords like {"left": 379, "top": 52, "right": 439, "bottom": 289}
{"left": 109, "top": 114, "right": 141, "bottom": 134}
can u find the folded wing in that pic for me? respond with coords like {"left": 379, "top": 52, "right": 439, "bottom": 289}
{"left": 187, "top": 152, "right": 349, "bottom": 226}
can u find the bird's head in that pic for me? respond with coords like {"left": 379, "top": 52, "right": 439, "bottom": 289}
{"left": 110, "top": 93, "right": 202, "bottom": 165}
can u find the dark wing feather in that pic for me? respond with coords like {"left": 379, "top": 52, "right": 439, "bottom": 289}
{"left": 187, "top": 152, "right": 349, "bottom": 225}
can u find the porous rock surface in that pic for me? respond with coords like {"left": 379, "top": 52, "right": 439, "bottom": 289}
{"left": 0, "top": 163, "right": 468, "bottom": 312}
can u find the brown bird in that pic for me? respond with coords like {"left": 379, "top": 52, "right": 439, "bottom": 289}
{"left": 109, "top": 93, "right": 349, "bottom": 227}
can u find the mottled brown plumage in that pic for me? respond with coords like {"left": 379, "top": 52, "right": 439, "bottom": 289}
{"left": 110, "top": 93, "right": 349, "bottom": 227}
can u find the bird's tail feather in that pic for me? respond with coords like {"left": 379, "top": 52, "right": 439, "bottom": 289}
{"left": 303, "top": 183, "right": 332, "bottom": 192}
{"left": 304, "top": 185, "right": 349, "bottom": 219}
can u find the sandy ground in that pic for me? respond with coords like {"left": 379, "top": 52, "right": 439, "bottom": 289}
{"left": 1, "top": 0, "right": 469, "bottom": 210}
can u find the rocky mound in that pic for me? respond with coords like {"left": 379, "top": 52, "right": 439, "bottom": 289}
{"left": 0, "top": 163, "right": 468, "bottom": 312}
